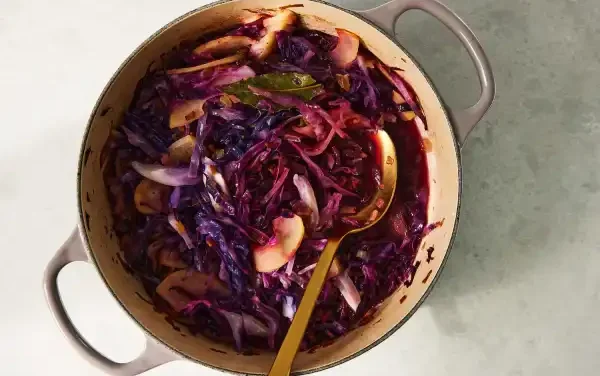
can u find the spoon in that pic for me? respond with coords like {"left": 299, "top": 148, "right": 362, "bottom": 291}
{"left": 268, "top": 130, "right": 398, "bottom": 376}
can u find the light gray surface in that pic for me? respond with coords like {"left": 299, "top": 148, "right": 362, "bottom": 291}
{"left": 1, "top": 0, "right": 599, "bottom": 375}
{"left": 361, "top": 0, "right": 600, "bottom": 374}
{"left": 357, "top": 0, "right": 600, "bottom": 374}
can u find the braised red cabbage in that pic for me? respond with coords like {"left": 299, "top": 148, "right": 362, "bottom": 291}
{"left": 104, "top": 8, "right": 431, "bottom": 352}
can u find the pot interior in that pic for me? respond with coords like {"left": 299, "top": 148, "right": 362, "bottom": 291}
{"left": 78, "top": 0, "right": 459, "bottom": 373}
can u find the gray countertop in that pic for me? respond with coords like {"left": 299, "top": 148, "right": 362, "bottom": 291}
{"left": 348, "top": 0, "right": 600, "bottom": 374}
{"left": 2, "top": 0, "right": 598, "bottom": 375}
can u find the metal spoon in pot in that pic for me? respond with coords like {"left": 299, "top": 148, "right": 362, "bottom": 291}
{"left": 268, "top": 130, "right": 398, "bottom": 376}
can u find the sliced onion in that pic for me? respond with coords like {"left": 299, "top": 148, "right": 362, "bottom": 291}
{"left": 210, "top": 65, "right": 256, "bottom": 87}
{"left": 293, "top": 174, "right": 319, "bottom": 229}
{"left": 242, "top": 313, "right": 269, "bottom": 337}
{"left": 334, "top": 271, "right": 361, "bottom": 312}
{"left": 287, "top": 272, "right": 306, "bottom": 288}
{"left": 168, "top": 213, "right": 194, "bottom": 249}
{"left": 132, "top": 161, "right": 201, "bottom": 186}
{"left": 297, "top": 263, "right": 316, "bottom": 275}
{"left": 278, "top": 273, "right": 291, "bottom": 289}
{"left": 285, "top": 255, "right": 295, "bottom": 275}
{"left": 282, "top": 296, "right": 296, "bottom": 320}
{"left": 203, "top": 162, "right": 231, "bottom": 213}
{"left": 218, "top": 310, "right": 244, "bottom": 350}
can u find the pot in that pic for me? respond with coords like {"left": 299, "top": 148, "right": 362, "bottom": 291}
{"left": 43, "top": 0, "right": 494, "bottom": 374}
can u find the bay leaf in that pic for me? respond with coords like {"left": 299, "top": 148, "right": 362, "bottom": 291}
{"left": 223, "top": 72, "right": 323, "bottom": 107}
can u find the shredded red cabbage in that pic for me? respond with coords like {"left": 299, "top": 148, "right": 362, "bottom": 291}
{"left": 104, "top": 9, "right": 432, "bottom": 352}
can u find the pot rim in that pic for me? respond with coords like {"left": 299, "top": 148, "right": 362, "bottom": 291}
{"left": 76, "top": 0, "right": 462, "bottom": 374}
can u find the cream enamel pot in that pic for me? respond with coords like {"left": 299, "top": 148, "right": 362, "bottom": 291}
{"left": 43, "top": 0, "right": 494, "bottom": 374}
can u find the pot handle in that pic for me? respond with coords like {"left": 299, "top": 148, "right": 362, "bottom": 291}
{"left": 358, "top": 0, "right": 495, "bottom": 144}
{"left": 43, "top": 227, "right": 179, "bottom": 375}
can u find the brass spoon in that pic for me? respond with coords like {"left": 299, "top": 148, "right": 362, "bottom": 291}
{"left": 268, "top": 130, "right": 398, "bottom": 376}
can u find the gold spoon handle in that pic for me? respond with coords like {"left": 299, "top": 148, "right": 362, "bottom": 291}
{"left": 268, "top": 238, "right": 342, "bottom": 376}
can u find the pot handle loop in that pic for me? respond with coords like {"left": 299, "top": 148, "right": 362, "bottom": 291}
{"left": 358, "top": 0, "right": 495, "bottom": 144}
{"left": 43, "top": 227, "right": 179, "bottom": 375}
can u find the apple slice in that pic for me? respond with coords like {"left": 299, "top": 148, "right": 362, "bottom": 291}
{"left": 134, "top": 179, "right": 170, "bottom": 214}
{"left": 241, "top": 13, "right": 264, "bottom": 24}
{"left": 148, "top": 242, "right": 188, "bottom": 270}
{"left": 249, "top": 31, "right": 277, "bottom": 61}
{"left": 253, "top": 215, "right": 305, "bottom": 272}
{"left": 169, "top": 99, "right": 206, "bottom": 128}
{"left": 168, "top": 135, "right": 196, "bottom": 163}
{"left": 330, "top": 29, "right": 360, "bottom": 68}
{"left": 273, "top": 215, "right": 305, "bottom": 258}
{"left": 192, "top": 36, "right": 254, "bottom": 56}
{"left": 250, "top": 9, "right": 297, "bottom": 61}
{"left": 167, "top": 52, "right": 245, "bottom": 75}
{"left": 253, "top": 245, "right": 290, "bottom": 273}
{"left": 157, "top": 270, "right": 230, "bottom": 312}
{"left": 263, "top": 9, "right": 297, "bottom": 33}
{"left": 158, "top": 249, "right": 188, "bottom": 269}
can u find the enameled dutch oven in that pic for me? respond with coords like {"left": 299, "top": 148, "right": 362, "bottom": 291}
{"left": 43, "top": 0, "right": 494, "bottom": 374}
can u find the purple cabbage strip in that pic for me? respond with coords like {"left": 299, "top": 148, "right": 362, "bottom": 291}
{"left": 170, "top": 186, "right": 181, "bottom": 209}
{"left": 318, "top": 192, "right": 343, "bottom": 230}
{"left": 355, "top": 55, "right": 379, "bottom": 110}
{"left": 189, "top": 114, "right": 212, "bottom": 179}
{"left": 242, "top": 313, "right": 270, "bottom": 337}
{"left": 252, "top": 297, "right": 281, "bottom": 349}
{"left": 121, "top": 126, "right": 160, "bottom": 159}
{"left": 261, "top": 167, "right": 290, "bottom": 205}
{"left": 286, "top": 141, "right": 359, "bottom": 197}
{"left": 276, "top": 31, "right": 316, "bottom": 68}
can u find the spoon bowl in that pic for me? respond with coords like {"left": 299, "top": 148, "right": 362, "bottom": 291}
{"left": 268, "top": 130, "right": 398, "bottom": 376}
